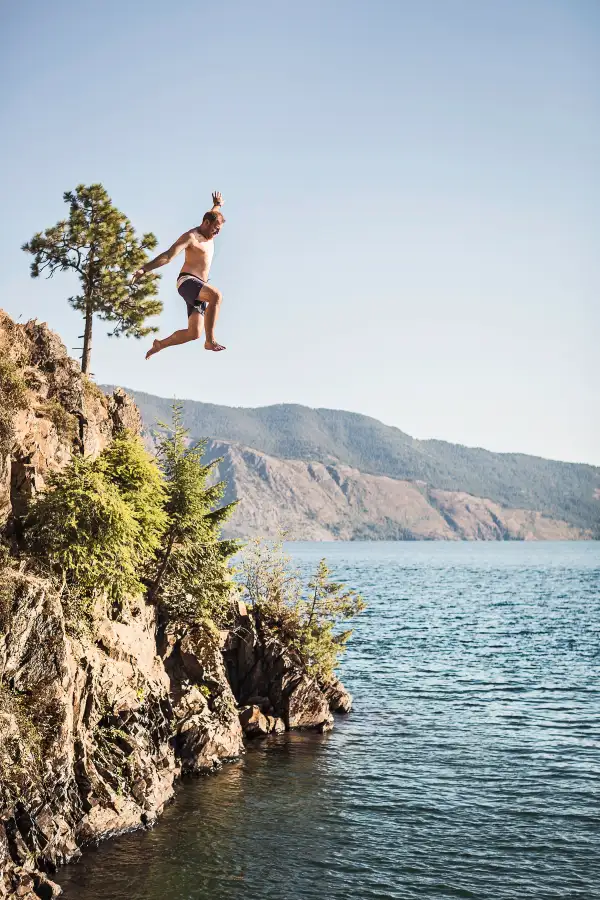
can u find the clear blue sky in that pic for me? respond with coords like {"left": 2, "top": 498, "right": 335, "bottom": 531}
{"left": 1, "top": 0, "right": 598, "bottom": 464}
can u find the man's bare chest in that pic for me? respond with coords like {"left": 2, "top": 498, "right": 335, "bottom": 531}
{"left": 187, "top": 235, "right": 214, "bottom": 264}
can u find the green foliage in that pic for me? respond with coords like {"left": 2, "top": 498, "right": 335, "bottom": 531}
{"left": 25, "top": 431, "right": 167, "bottom": 610}
{"left": 0, "top": 356, "right": 28, "bottom": 455}
{"left": 22, "top": 183, "right": 162, "bottom": 373}
{"left": 26, "top": 455, "right": 139, "bottom": 606}
{"left": 239, "top": 538, "right": 365, "bottom": 682}
{"left": 150, "top": 404, "right": 239, "bottom": 625}
{"left": 98, "top": 430, "right": 168, "bottom": 566}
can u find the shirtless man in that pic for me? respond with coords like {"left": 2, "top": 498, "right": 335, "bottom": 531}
{"left": 132, "top": 192, "right": 226, "bottom": 358}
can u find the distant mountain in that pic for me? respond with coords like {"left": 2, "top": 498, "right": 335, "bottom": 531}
{"left": 201, "top": 440, "right": 589, "bottom": 541}
{"left": 102, "top": 386, "right": 600, "bottom": 534}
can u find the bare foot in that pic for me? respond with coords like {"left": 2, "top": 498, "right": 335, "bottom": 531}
{"left": 205, "top": 340, "right": 226, "bottom": 352}
{"left": 145, "top": 339, "right": 162, "bottom": 360}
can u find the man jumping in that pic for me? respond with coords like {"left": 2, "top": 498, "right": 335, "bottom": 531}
{"left": 132, "top": 191, "right": 226, "bottom": 358}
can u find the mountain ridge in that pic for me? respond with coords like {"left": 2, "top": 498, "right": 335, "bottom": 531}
{"left": 101, "top": 386, "right": 600, "bottom": 534}
{"left": 200, "top": 439, "right": 589, "bottom": 541}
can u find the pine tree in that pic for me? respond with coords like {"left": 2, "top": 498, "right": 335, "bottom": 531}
{"left": 150, "top": 404, "right": 239, "bottom": 624}
{"left": 22, "top": 183, "right": 161, "bottom": 374}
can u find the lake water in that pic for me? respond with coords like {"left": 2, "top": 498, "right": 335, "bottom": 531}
{"left": 57, "top": 542, "right": 600, "bottom": 900}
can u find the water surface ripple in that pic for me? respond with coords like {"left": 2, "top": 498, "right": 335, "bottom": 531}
{"left": 58, "top": 542, "right": 600, "bottom": 900}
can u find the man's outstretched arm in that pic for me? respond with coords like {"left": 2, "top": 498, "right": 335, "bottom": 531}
{"left": 132, "top": 231, "right": 191, "bottom": 282}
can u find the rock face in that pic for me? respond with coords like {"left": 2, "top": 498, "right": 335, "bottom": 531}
{"left": 224, "top": 608, "right": 334, "bottom": 734}
{"left": 0, "top": 572, "right": 173, "bottom": 895}
{"left": 198, "top": 441, "right": 591, "bottom": 541}
{"left": 0, "top": 568, "right": 249, "bottom": 896}
{"left": 0, "top": 310, "right": 139, "bottom": 531}
{"left": 0, "top": 312, "right": 352, "bottom": 898}
{"left": 161, "top": 623, "right": 244, "bottom": 773}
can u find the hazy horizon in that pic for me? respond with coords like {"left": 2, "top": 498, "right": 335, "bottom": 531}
{"left": 2, "top": 1, "right": 598, "bottom": 465}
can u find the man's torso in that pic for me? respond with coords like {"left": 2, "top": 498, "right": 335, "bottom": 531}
{"left": 181, "top": 229, "right": 214, "bottom": 281}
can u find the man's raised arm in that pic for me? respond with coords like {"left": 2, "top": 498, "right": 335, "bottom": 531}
{"left": 132, "top": 231, "right": 191, "bottom": 283}
{"left": 210, "top": 191, "right": 224, "bottom": 212}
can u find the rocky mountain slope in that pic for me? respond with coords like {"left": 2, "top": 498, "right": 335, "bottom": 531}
{"left": 104, "top": 388, "right": 600, "bottom": 535}
{"left": 0, "top": 312, "right": 348, "bottom": 899}
{"left": 200, "top": 440, "right": 589, "bottom": 541}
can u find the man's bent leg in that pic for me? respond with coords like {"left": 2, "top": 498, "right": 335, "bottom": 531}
{"left": 145, "top": 311, "right": 204, "bottom": 359}
{"left": 199, "top": 285, "right": 225, "bottom": 351}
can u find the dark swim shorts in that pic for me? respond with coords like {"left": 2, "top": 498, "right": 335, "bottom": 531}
{"left": 177, "top": 272, "right": 208, "bottom": 317}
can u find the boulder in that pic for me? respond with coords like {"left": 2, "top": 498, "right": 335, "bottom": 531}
{"left": 239, "top": 705, "right": 270, "bottom": 738}
{"left": 266, "top": 716, "right": 285, "bottom": 734}
{"left": 287, "top": 674, "right": 333, "bottom": 731}
{"left": 321, "top": 676, "right": 353, "bottom": 713}
{"left": 238, "top": 707, "right": 286, "bottom": 738}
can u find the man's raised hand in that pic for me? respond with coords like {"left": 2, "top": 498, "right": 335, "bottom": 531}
{"left": 131, "top": 268, "right": 145, "bottom": 285}
{"left": 212, "top": 191, "right": 224, "bottom": 208}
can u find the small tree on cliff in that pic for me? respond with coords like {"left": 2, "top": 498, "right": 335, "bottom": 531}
{"left": 239, "top": 539, "right": 365, "bottom": 681}
{"left": 22, "top": 183, "right": 161, "bottom": 374}
{"left": 25, "top": 431, "right": 167, "bottom": 611}
{"left": 149, "top": 404, "right": 239, "bottom": 625}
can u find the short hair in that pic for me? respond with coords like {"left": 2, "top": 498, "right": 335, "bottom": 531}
{"left": 202, "top": 210, "right": 225, "bottom": 225}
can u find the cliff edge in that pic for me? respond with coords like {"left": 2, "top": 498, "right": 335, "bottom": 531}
{"left": 0, "top": 312, "right": 348, "bottom": 899}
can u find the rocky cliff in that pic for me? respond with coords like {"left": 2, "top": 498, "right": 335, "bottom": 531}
{"left": 201, "top": 441, "right": 590, "bottom": 541}
{"left": 0, "top": 312, "right": 348, "bottom": 899}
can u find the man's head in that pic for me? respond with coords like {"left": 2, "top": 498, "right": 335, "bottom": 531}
{"left": 200, "top": 210, "right": 225, "bottom": 238}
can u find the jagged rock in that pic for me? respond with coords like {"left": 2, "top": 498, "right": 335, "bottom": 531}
{"left": 321, "top": 676, "right": 353, "bottom": 713}
{"left": 239, "top": 705, "right": 270, "bottom": 737}
{"left": 0, "top": 312, "right": 138, "bottom": 533}
{"left": 286, "top": 675, "right": 333, "bottom": 731}
{"left": 107, "top": 387, "right": 142, "bottom": 436}
{"left": 161, "top": 623, "right": 244, "bottom": 773}
{"left": 224, "top": 612, "right": 334, "bottom": 733}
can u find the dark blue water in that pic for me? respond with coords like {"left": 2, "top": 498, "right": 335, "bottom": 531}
{"left": 58, "top": 542, "right": 600, "bottom": 900}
